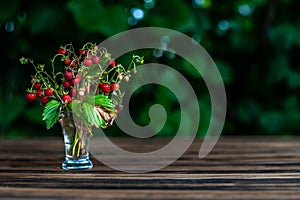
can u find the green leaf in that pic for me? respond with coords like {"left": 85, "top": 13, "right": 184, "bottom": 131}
{"left": 99, "top": 115, "right": 107, "bottom": 129}
{"left": 85, "top": 94, "right": 115, "bottom": 109}
{"left": 82, "top": 102, "right": 102, "bottom": 128}
{"left": 70, "top": 99, "right": 109, "bottom": 129}
{"left": 42, "top": 100, "right": 61, "bottom": 129}
{"left": 69, "top": 100, "right": 90, "bottom": 128}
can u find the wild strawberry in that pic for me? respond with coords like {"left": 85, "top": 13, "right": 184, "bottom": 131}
{"left": 70, "top": 61, "right": 76, "bottom": 67}
{"left": 92, "top": 56, "right": 100, "bottom": 64}
{"left": 111, "top": 83, "right": 119, "bottom": 91}
{"left": 58, "top": 48, "right": 66, "bottom": 55}
{"left": 101, "top": 83, "right": 111, "bottom": 93}
{"left": 83, "top": 58, "right": 93, "bottom": 67}
{"left": 71, "top": 75, "right": 81, "bottom": 85}
{"left": 79, "top": 49, "right": 86, "bottom": 55}
{"left": 108, "top": 59, "right": 115, "bottom": 67}
{"left": 31, "top": 77, "right": 37, "bottom": 84}
{"left": 63, "top": 81, "right": 71, "bottom": 88}
{"left": 64, "top": 71, "right": 72, "bottom": 80}
{"left": 37, "top": 89, "right": 44, "bottom": 97}
{"left": 62, "top": 94, "right": 72, "bottom": 103}
{"left": 64, "top": 58, "right": 71, "bottom": 65}
{"left": 45, "top": 88, "right": 53, "bottom": 96}
{"left": 76, "top": 74, "right": 82, "bottom": 81}
{"left": 40, "top": 96, "right": 48, "bottom": 104}
{"left": 33, "top": 82, "right": 41, "bottom": 90}
{"left": 70, "top": 88, "right": 76, "bottom": 97}
{"left": 27, "top": 93, "right": 36, "bottom": 101}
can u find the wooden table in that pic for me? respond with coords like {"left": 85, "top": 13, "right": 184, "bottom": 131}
{"left": 1, "top": 137, "right": 300, "bottom": 199}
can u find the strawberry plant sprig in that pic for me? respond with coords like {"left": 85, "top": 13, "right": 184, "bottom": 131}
{"left": 20, "top": 42, "right": 144, "bottom": 132}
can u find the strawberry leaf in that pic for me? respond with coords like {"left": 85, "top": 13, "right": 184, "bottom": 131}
{"left": 70, "top": 99, "right": 109, "bottom": 129}
{"left": 42, "top": 100, "right": 61, "bottom": 129}
{"left": 85, "top": 94, "right": 115, "bottom": 109}
{"left": 69, "top": 100, "right": 91, "bottom": 128}
{"left": 82, "top": 102, "right": 102, "bottom": 128}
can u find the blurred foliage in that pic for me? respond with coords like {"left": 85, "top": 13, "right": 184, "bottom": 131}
{"left": 0, "top": 0, "right": 300, "bottom": 138}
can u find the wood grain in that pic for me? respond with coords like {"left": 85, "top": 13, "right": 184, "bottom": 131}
{"left": 0, "top": 137, "right": 300, "bottom": 199}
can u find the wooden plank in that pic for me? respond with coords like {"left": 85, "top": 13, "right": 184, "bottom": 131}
{"left": 1, "top": 188, "right": 300, "bottom": 200}
{"left": 0, "top": 137, "right": 300, "bottom": 199}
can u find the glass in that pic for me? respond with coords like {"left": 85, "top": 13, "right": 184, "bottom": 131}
{"left": 60, "top": 111, "right": 93, "bottom": 170}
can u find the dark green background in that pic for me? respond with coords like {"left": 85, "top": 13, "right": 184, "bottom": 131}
{"left": 1, "top": 0, "right": 299, "bottom": 138}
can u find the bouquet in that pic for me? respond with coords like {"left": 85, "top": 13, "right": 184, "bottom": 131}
{"left": 20, "top": 43, "right": 143, "bottom": 169}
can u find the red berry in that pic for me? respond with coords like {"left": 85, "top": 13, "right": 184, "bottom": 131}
{"left": 58, "top": 48, "right": 66, "bottom": 55}
{"left": 64, "top": 71, "right": 73, "bottom": 80}
{"left": 83, "top": 58, "right": 93, "bottom": 67}
{"left": 37, "top": 89, "right": 44, "bottom": 97}
{"left": 40, "top": 96, "right": 48, "bottom": 104}
{"left": 64, "top": 58, "right": 71, "bottom": 65}
{"left": 101, "top": 83, "right": 111, "bottom": 93}
{"left": 62, "top": 94, "right": 72, "bottom": 103}
{"left": 31, "top": 78, "right": 37, "bottom": 84}
{"left": 71, "top": 77, "right": 80, "bottom": 85}
{"left": 79, "top": 49, "right": 86, "bottom": 55}
{"left": 45, "top": 88, "right": 53, "bottom": 96}
{"left": 70, "top": 88, "right": 77, "bottom": 97}
{"left": 27, "top": 93, "right": 36, "bottom": 101}
{"left": 63, "top": 81, "right": 71, "bottom": 88}
{"left": 33, "top": 82, "right": 41, "bottom": 90}
{"left": 111, "top": 83, "right": 119, "bottom": 91}
{"left": 70, "top": 61, "right": 76, "bottom": 67}
{"left": 92, "top": 56, "right": 100, "bottom": 64}
{"left": 108, "top": 59, "right": 115, "bottom": 67}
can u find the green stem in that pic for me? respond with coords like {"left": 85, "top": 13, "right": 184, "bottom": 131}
{"left": 72, "top": 129, "right": 79, "bottom": 157}
{"left": 82, "top": 42, "right": 95, "bottom": 50}
{"left": 77, "top": 138, "right": 81, "bottom": 157}
{"left": 30, "top": 59, "right": 63, "bottom": 101}
{"left": 127, "top": 60, "right": 135, "bottom": 71}
{"left": 50, "top": 54, "right": 60, "bottom": 78}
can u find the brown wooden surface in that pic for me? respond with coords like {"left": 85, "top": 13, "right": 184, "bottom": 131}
{"left": 1, "top": 137, "right": 300, "bottom": 199}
